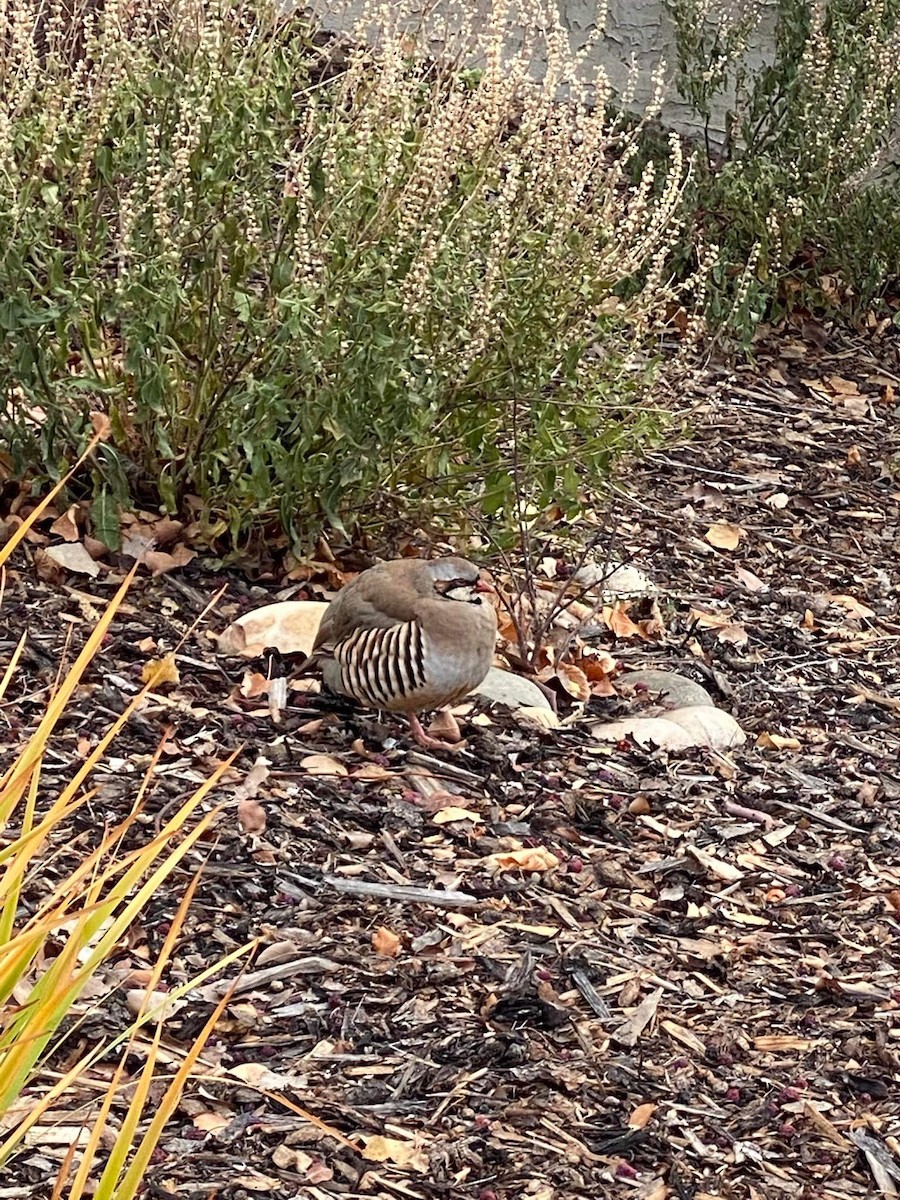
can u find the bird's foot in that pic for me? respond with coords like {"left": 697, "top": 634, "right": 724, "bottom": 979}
{"left": 407, "top": 711, "right": 464, "bottom": 751}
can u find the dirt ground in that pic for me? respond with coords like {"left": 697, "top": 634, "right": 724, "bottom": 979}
{"left": 2, "top": 319, "right": 900, "bottom": 1199}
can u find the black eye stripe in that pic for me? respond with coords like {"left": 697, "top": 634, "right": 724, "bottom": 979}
{"left": 436, "top": 577, "right": 473, "bottom": 591}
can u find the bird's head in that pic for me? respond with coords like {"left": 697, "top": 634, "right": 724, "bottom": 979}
{"left": 426, "top": 557, "right": 494, "bottom": 604}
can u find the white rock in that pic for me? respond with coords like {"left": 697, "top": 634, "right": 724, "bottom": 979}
{"left": 664, "top": 705, "right": 746, "bottom": 750}
{"left": 572, "top": 561, "right": 655, "bottom": 600}
{"left": 591, "top": 716, "right": 696, "bottom": 751}
{"left": 592, "top": 705, "right": 745, "bottom": 752}
{"left": 618, "top": 669, "right": 713, "bottom": 709}
{"left": 476, "top": 666, "right": 553, "bottom": 711}
{"left": 217, "top": 600, "right": 328, "bottom": 656}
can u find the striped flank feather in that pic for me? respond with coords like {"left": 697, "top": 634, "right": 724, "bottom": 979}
{"left": 335, "top": 621, "right": 427, "bottom": 709}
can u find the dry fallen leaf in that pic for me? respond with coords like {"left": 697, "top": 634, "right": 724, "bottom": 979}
{"left": 603, "top": 602, "right": 645, "bottom": 640}
{"left": 704, "top": 523, "right": 745, "bottom": 551}
{"left": 90, "top": 411, "right": 113, "bottom": 439}
{"left": 484, "top": 846, "right": 560, "bottom": 873}
{"left": 237, "top": 798, "right": 267, "bottom": 835}
{"left": 426, "top": 709, "right": 464, "bottom": 742}
{"left": 125, "top": 989, "right": 186, "bottom": 1020}
{"left": 351, "top": 763, "right": 395, "bottom": 781}
{"left": 828, "top": 593, "right": 876, "bottom": 620}
{"left": 49, "top": 505, "right": 80, "bottom": 541}
{"left": 372, "top": 926, "right": 402, "bottom": 957}
{"left": 554, "top": 660, "right": 590, "bottom": 702}
{"left": 240, "top": 671, "right": 271, "bottom": 699}
{"left": 612, "top": 987, "right": 662, "bottom": 1047}
{"left": 431, "top": 806, "right": 482, "bottom": 824}
{"left": 734, "top": 565, "right": 768, "bottom": 592}
{"left": 511, "top": 706, "right": 561, "bottom": 731}
{"left": 234, "top": 758, "right": 270, "bottom": 803}
{"left": 300, "top": 754, "right": 349, "bottom": 777}
{"left": 44, "top": 542, "right": 100, "bottom": 578}
{"left": 842, "top": 394, "right": 869, "bottom": 420}
{"left": 144, "top": 545, "right": 196, "bottom": 576}
{"left": 141, "top": 654, "right": 180, "bottom": 686}
{"left": 827, "top": 374, "right": 859, "bottom": 395}
{"left": 362, "top": 1135, "right": 429, "bottom": 1173}
{"left": 628, "top": 1102, "right": 657, "bottom": 1130}
{"left": 228, "top": 1063, "right": 295, "bottom": 1089}
{"left": 192, "top": 1112, "right": 232, "bottom": 1133}
{"left": 756, "top": 731, "right": 803, "bottom": 751}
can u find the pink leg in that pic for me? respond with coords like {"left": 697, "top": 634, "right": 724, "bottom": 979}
{"left": 407, "top": 711, "right": 463, "bottom": 750}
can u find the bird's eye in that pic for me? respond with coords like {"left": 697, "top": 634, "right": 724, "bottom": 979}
{"left": 435, "top": 577, "right": 470, "bottom": 594}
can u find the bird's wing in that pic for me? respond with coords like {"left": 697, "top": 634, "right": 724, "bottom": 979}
{"left": 313, "top": 565, "right": 421, "bottom": 650}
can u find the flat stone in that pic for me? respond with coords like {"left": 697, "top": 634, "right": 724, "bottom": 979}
{"left": 664, "top": 705, "right": 746, "bottom": 750}
{"left": 476, "top": 667, "right": 553, "bottom": 711}
{"left": 591, "top": 716, "right": 696, "bottom": 752}
{"left": 618, "top": 669, "right": 713, "bottom": 709}
{"left": 217, "top": 601, "right": 328, "bottom": 656}
{"left": 572, "top": 561, "right": 655, "bottom": 599}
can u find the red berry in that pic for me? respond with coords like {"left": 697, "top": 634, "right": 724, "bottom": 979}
{"left": 536, "top": 968, "right": 552, "bottom": 981}
{"left": 828, "top": 853, "right": 846, "bottom": 871}
{"left": 779, "top": 1087, "right": 801, "bottom": 1103}
{"left": 615, "top": 1162, "right": 638, "bottom": 1179}
{"left": 568, "top": 857, "right": 584, "bottom": 874}
{"left": 778, "top": 1123, "right": 796, "bottom": 1138}
{"left": 725, "top": 1087, "right": 741, "bottom": 1102}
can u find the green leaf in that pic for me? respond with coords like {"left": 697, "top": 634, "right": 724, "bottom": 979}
{"left": 91, "top": 489, "right": 121, "bottom": 550}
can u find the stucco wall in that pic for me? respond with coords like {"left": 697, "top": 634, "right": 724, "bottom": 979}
{"left": 312, "top": 0, "right": 778, "bottom": 141}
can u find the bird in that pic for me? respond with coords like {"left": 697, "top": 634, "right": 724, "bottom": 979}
{"left": 308, "top": 556, "right": 498, "bottom": 749}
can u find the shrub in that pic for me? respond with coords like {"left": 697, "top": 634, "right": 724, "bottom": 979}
{"left": 0, "top": 0, "right": 698, "bottom": 552}
{"left": 664, "top": 0, "right": 900, "bottom": 339}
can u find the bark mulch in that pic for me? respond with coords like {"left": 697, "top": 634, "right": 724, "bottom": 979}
{"left": 1, "top": 319, "right": 899, "bottom": 1199}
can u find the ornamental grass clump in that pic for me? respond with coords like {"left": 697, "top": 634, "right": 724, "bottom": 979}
{"left": 0, "top": 0, "right": 700, "bottom": 549}
{"left": 0, "top": 460, "right": 250, "bottom": 1194}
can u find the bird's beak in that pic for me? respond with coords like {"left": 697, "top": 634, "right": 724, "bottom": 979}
{"left": 474, "top": 577, "right": 494, "bottom": 594}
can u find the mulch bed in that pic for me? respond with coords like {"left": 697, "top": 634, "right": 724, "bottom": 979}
{"left": 1, "top": 318, "right": 899, "bottom": 1199}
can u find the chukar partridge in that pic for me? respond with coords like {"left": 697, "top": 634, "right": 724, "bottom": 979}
{"left": 311, "top": 557, "right": 497, "bottom": 748}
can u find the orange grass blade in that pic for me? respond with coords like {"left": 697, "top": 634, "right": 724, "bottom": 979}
{"left": 0, "top": 758, "right": 237, "bottom": 1114}
{"left": 0, "top": 765, "right": 41, "bottom": 945}
{"left": 0, "top": 630, "right": 27, "bottom": 702}
{"left": 0, "top": 564, "right": 138, "bottom": 803}
{"left": 65, "top": 1048, "right": 129, "bottom": 1200}
{"left": 0, "top": 939, "right": 253, "bottom": 1168}
{"left": 106, "top": 981, "right": 240, "bottom": 1199}
{"left": 88, "top": 873, "right": 202, "bottom": 1198}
